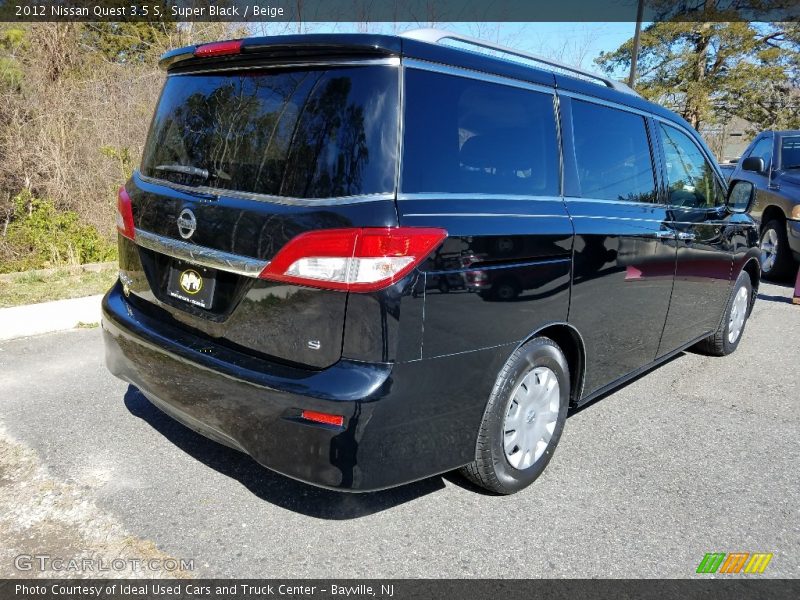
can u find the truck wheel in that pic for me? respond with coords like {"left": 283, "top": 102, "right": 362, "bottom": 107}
{"left": 695, "top": 270, "right": 752, "bottom": 357}
{"left": 760, "top": 219, "right": 793, "bottom": 280}
{"left": 460, "top": 337, "right": 569, "bottom": 494}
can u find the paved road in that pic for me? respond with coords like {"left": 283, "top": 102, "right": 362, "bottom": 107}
{"left": 0, "top": 282, "right": 797, "bottom": 578}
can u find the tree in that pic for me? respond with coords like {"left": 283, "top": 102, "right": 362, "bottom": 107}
{"left": 596, "top": 19, "right": 799, "bottom": 133}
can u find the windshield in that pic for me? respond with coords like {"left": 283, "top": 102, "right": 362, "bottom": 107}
{"left": 781, "top": 136, "right": 800, "bottom": 169}
{"left": 141, "top": 65, "right": 399, "bottom": 199}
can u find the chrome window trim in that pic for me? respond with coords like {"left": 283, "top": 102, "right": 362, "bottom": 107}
{"left": 166, "top": 57, "right": 401, "bottom": 77}
{"left": 136, "top": 172, "right": 395, "bottom": 207}
{"left": 134, "top": 229, "right": 269, "bottom": 278}
{"left": 564, "top": 196, "right": 662, "bottom": 207}
{"left": 403, "top": 57, "right": 556, "bottom": 96}
{"left": 395, "top": 60, "right": 406, "bottom": 197}
{"left": 402, "top": 213, "right": 569, "bottom": 219}
{"left": 396, "top": 192, "right": 563, "bottom": 202}
{"left": 557, "top": 89, "right": 652, "bottom": 119}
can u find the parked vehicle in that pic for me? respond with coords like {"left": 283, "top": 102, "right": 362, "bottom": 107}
{"left": 719, "top": 161, "right": 737, "bottom": 182}
{"left": 102, "top": 30, "right": 761, "bottom": 495}
{"left": 729, "top": 130, "right": 800, "bottom": 279}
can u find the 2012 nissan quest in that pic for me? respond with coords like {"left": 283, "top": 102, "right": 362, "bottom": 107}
{"left": 102, "top": 30, "right": 761, "bottom": 494}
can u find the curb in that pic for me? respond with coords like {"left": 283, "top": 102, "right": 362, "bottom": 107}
{"left": 0, "top": 294, "right": 104, "bottom": 341}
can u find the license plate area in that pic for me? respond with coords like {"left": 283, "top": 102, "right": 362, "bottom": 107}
{"left": 167, "top": 261, "right": 217, "bottom": 309}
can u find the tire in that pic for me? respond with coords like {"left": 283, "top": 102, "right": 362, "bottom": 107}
{"left": 491, "top": 280, "right": 520, "bottom": 301}
{"left": 760, "top": 219, "right": 793, "bottom": 281}
{"left": 695, "top": 270, "right": 753, "bottom": 357}
{"left": 438, "top": 278, "right": 450, "bottom": 293}
{"left": 460, "top": 337, "right": 570, "bottom": 494}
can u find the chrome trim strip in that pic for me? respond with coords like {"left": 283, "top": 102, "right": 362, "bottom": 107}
{"left": 134, "top": 229, "right": 269, "bottom": 278}
{"left": 403, "top": 58, "right": 555, "bottom": 96}
{"left": 167, "top": 57, "right": 401, "bottom": 76}
{"left": 403, "top": 213, "right": 568, "bottom": 219}
{"left": 135, "top": 172, "right": 394, "bottom": 207}
{"left": 564, "top": 196, "right": 663, "bottom": 207}
{"left": 394, "top": 60, "right": 406, "bottom": 198}
{"left": 565, "top": 195, "right": 731, "bottom": 213}
{"left": 567, "top": 215, "right": 732, "bottom": 227}
{"left": 556, "top": 90, "right": 652, "bottom": 119}
{"left": 397, "top": 192, "right": 563, "bottom": 202}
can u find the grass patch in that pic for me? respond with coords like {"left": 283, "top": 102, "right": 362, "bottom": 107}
{"left": 0, "top": 265, "right": 118, "bottom": 308}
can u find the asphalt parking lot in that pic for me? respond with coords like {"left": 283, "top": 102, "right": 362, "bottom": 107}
{"left": 0, "top": 281, "right": 798, "bottom": 578}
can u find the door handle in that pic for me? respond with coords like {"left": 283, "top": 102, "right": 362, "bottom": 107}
{"left": 676, "top": 232, "right": 696, "bottom": 241}
{"left": 654, "top": 230, "right": 676, "bottom": 240}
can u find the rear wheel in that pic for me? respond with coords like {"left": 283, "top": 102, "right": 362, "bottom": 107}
{"left": 494, "top": 281, "right": 519, "bottom": 300}
{"left": 695, "top": 270, "right": 753, "bottom": 356}
{"left": 460, "top": 337, "right": 569, "bottom": 494}
{"left": 760, "top": 219, "right": 793, "bottom": 280}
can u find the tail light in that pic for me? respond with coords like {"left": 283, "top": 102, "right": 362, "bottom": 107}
{"left": 116, "top": 186, "right": 135, "bottom": 241}
{"left": 194, "top": 40, "right": 243, "bottom": 58}
{"left": 259, "top": 227, "right": 447, "bottom": 292}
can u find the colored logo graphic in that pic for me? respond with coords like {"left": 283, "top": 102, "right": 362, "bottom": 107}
{"left": 696, "top": 552, "right": 773, "bottom": 574}
{"left": 179, "top": 269, "right": 203, "bottom": 295}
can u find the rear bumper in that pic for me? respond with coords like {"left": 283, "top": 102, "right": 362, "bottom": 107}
{"left": 102, "top": 283, "right": 494, "bottom": 491}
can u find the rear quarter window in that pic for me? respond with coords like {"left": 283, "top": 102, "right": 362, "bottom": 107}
{"left": 141, "top": 65, "right": 399, "bottom": 199}
{"left": 401, "top": 69, "right": 559, "bottom": 196}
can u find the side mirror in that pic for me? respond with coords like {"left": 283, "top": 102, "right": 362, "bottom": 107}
{"left": 741, "top": 156, "right": 765, "bottom": 173}
{"left": 727, "top": 180, "right": 755, "bottom": 213}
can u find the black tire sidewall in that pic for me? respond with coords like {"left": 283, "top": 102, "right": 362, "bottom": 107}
{"left": 485, "top": 339, "right": 570, "bottom": 493}
{"left": 721, "top": 272, "right": 752, "bottom": 354}
{"left": 760, "top": 220, "right": 791, "bottom": 279}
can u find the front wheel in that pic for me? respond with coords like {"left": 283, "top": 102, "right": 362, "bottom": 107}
{"left": 695, "top": 270, "right": 753, "bottom": 356}
{"left": 460, "top": 337, "right": 570, "bottom": 494}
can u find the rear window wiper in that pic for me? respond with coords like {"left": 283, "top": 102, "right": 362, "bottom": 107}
{"left": 155, "top": 164, "right": 209, "bottom": 180}
{"left": 154, "top": 164, "right": 233, "bottom": 182}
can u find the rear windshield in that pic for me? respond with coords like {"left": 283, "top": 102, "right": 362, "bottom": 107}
{"left": 140, "top": 65, "right": 399, "bottom": 199}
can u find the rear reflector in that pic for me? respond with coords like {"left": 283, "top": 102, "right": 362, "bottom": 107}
{"left": 259, "top": 227, "right": 447, "bottom": 292}
{"left": 116, "top": 186, "right": 135, "bottom": 241}
{"left": 194, "top": 40, "right": 243, "bottom": 58}
{"left": 301, "top": 410, "right": 345, "bottom": 427}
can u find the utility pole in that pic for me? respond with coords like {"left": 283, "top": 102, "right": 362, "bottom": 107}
{"left": 628, "top": 0, "right": 645, "bottom": 88}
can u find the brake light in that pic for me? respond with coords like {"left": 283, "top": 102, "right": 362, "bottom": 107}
{"left": 194, "top": 40, "right": 243, "bottom": 58}
{"left": 116, "top": 186, "right": 135, "bottom": 241}
{"left": 259, "top": 227, "right": 447, "bottom": 292}
{"left": 301, "top": 410, "right": 345, "bottom": 428}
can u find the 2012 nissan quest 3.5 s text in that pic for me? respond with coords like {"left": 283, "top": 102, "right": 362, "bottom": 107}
{"left": 102, "top": 30, "right": 761, "bottom": 494}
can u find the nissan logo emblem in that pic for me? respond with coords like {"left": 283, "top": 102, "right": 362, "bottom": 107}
{"left": 177, "top": 208, "right": 197, "bottom": 240}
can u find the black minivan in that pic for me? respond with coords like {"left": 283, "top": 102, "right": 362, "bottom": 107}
{"left": 102, "top": 30, "right": 761, "bottom": 494}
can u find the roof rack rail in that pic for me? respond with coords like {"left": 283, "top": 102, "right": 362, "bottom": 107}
{"left": 400, "top": 28, "right": 639, "bottom": 96}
